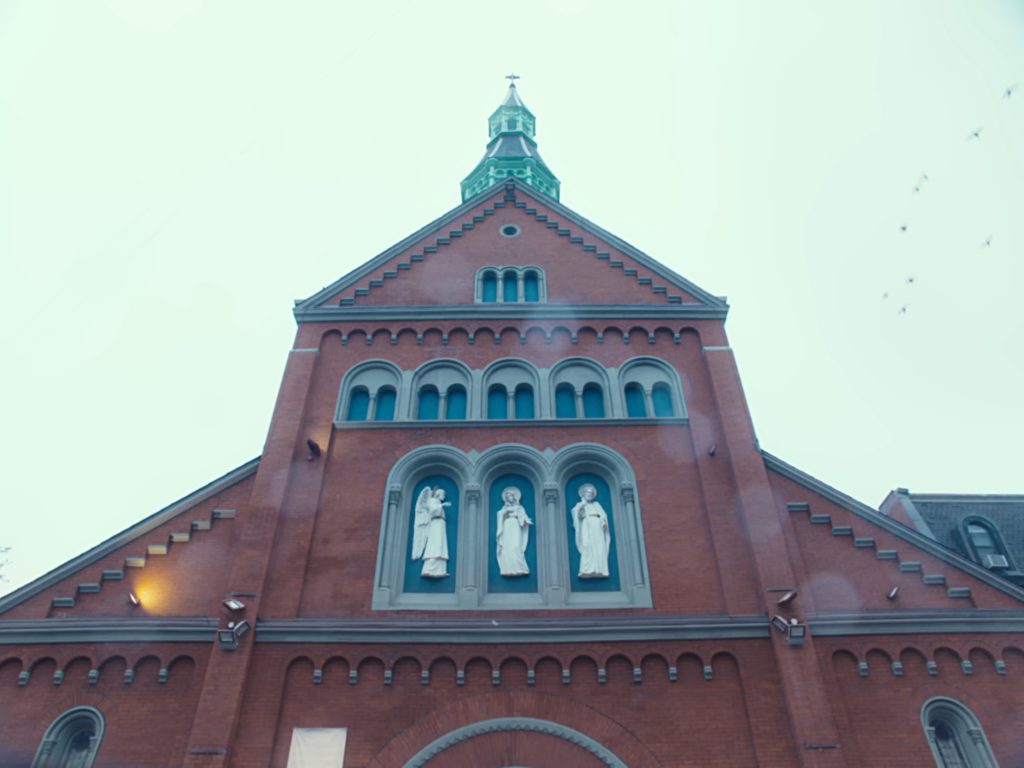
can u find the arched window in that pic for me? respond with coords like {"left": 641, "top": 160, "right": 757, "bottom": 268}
{"left": 446, "top": 385, "right": 467, "bottom": 420}
{"left": 619, "top": 358, "right": 685, "bottom": 420}
{"left": 962, "top": 518, "right": 1012, "bottom": 570}
{"left": 555, "top": 384, "right": 576, "bottom": 418}
{"left": 503, "top": 270, "right": 518, "bottom": 303}
{"left": 475, "top": 267, "right": 546, "bottom": 304}
{"left": 418, "top": 386, "right": 440, "bottom": 420}
{"left": 523, "top": 270, "right": 540, "bottom": 302}
{"left": 514, "top": 384, "right": 535, "bottom": 419}
{"left": 488, "top": 385, "right": 508, "bottom": 420}
{"left": 624, "top": 383, "right": 646, "bottom": 417}
{"left": 338, "top": 360, "right": 403, "bottom": 424}
{"left": 374, "top": 387, "right": 396, "bottom": 421}
{"left": 32, "top": 706, "right": 104, "bottom": 768}
{"left": 582, "top": 384, "right": 605, "bottom": 418}
{"left": 347, "top": 387, "right": 370, "bottom": 422}
{"left": 481, "top": 271, "right": 498, "bottom": 303}
{"left": 652, "top": 383, "right": 674, "bottom": 417}
{"left": 922, "top": 697, "right": 998, "bottom": 768}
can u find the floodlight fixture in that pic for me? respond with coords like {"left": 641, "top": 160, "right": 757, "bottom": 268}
{"left": 218, "top": 620, "right": 252, "bottom": 651}
{"left": 887, "top": 586, "right": 900, "bottom": 601}
{"left": 771, "top": 615, "right": 790, "bottom": 634}
{"left": 223, "top": 598, "right": 246, "bottom": 612}
{"left": 128, "top": 592, "right": 140, "bottom": 607}
{"left": 786, "top": 622, "right": 807, "bottom": 646}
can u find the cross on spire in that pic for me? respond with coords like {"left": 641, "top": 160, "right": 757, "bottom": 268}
{"left": 505, "top": 73, "right": 520, "bottom": 86}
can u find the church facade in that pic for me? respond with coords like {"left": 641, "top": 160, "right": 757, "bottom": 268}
{"left": 2, "top": 83, "right": 1023, "bottom": 768}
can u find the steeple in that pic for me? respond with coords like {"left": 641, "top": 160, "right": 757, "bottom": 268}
{"left": 460, "top": 77, "right": 561, "bottom": 202}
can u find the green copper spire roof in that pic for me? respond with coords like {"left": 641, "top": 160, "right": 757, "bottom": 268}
{"left": 460, "top": 79, "right": 561, "bottom": 202}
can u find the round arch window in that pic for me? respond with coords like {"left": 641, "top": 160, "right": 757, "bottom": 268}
{"left": 500, "top": 224, "right": 521, "bottom": 238}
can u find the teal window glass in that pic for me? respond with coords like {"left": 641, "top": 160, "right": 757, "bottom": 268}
{"left": 488, "top": 385, "right": 508, "bottom": 419}
{"left": 524, "top": 271, "right": 539, "bottom": 302}
{"left": 555, "top": 384, "right": 576, "bottom": 418}
{"left": 624, "top": 384, "right": 646, "bottom": 417}
{"left": 582, "top": 384, "right": 605, "bottom": 418}
{"left": 347, "top": 388, "right": 369, "bottom": 421}
{"left": 652, "top": 384, "right": 674, "bottom": 417}
{"left": 482, "top": 272, "right": 497, "bottom": 303}
{"left": 418, "top": 387, "right": 439, "bottom": 420}
{"left": 374, "top": 388, "right": 396, "bottom": 421}
{"left": 446, "top": 386, "right": 467, "bottom": 420}
{"left": 514, "top": 385, "right": 534, "bottom": 419}
{"left": 503, "top": 271, "right": 518, "bottom": 302}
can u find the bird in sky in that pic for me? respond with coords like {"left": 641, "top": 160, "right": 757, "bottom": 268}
{"left": 898, "top": 305, "right": 909, "bottom": 316}
{"left": 981, "top": 236, "right": 993, "bottom": 248}
{"left": 900, "top": 223, "right": 909, "bottom": 232}
{"left": 968, "top": 127, "right": 983, "bottom": 140}
{"left": 905, "top": 276, "right": 916, "bottom": 285}
{"left": 912, "top": 185, "right": 921, "bottom": 193}
{"left": 882, "top": 292, "right": 889, "bottom": 300}
{"left": 1004, "top": 84, "right": 1017, "bottom": 100}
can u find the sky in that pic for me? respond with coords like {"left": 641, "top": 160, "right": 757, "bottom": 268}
{"left": 1, "top": 0, "right": 1022, "bottom": 594}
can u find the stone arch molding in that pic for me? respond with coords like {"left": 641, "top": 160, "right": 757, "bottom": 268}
{"left": 372, "top": 442, "right": 652, "bottom": 610}
{"left": 920, "top": 696, "right": 998, "bottom": 768}
{"left": 404, "top": 717, "right": 628, "bottom": 768}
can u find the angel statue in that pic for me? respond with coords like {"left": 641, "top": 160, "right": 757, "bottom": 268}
{"left": 571, "top": 483, "right": 610, "bottom": 578}
{"left": 412, "top": 486, "right": 451, "bottom": 578}
{"left": 495, "top": 486, "right": 532, "bottom": 576}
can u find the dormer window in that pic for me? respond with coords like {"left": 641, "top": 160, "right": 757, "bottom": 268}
{"left": 962, "top": 518, "right": 1013, "bottom": 570}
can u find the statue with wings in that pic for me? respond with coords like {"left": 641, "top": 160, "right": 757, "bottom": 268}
{"left": 412, "top": 486, "right": 451, "bottom": 578}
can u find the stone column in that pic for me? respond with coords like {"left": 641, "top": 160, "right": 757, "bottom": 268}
{"left": 543, "top": 483, "right": 565, "bottom": 607}
{"left": 462, "top": 484, "right": 482, "bottom": 608}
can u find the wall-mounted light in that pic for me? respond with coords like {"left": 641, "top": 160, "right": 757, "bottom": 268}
{"left": 128, "top": 591, "right": 140, "bottom": 607}
{"left": 771, "top": 615, "right": 790, "bottom": 634}
{"left": 218, "top": 620, "right": 251, "bottom": 651}
{"left": 223, "top": 598, "right": 246, "bottom": 612}
{"left": 777, "top": 589, "right": 798, "bottom": 606}
{"left": 306, "top": 438, "right": 322, "bottom": 461}
{"left": 887, "top": 586, "right": 900, "bottom": 601}
{"left": 787, "top": 622, "right": 807, "bottom": 646}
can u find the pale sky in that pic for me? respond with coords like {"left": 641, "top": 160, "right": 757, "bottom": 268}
{"left": 1, "top": 1, "right": 1022, "bottom": 594}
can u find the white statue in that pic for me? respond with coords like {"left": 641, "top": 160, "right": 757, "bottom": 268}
{"left": 496, "top": 486, "right": 532, "bottom": 576}
{"left": 412, "top": 487, "right": 451, "bottom": 578}
{"left": 571, "top": 483, "right": 610, "bottom": 578}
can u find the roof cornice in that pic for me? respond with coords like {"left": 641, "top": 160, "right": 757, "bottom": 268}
{"left": 808, "top": 609, "right": 1024, "bottom": 637}
{"left": 0, "top": 618, "right": 217, "bottom": 644}
{"left": 256, "top": 614, "right": 770, "bottom": 644}
{"left": 763, "top": 452, "right": 1024, "bottom": 604}
{"left": 294, "top": 303, "right": 728, "bottom": 323}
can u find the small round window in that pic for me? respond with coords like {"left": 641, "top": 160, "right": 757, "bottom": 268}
{"left": 499, "top": 224, "right": 521, "bottom": 238}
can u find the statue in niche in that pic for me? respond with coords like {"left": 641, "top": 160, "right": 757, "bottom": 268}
{"left": 412, "top": 487, "right": 451, "bottom": 578}
{"left": 496, "top": 486, "right": 532, "bottom": 576}
{"left": 571, "top": 483, "right": 610, "bottom": 578}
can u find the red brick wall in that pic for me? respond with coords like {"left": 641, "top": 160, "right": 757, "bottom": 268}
{"left": 818, "top": 634, "right": 1024, "bottom": 766}
{"left": 5, "top": 474, "right": 254, "bottom": 620}
{"left": 228, "top": 640, "right": 794, "bottom": 768}
{"left": 0, "top": 642, "right": 208, "bottom": 767}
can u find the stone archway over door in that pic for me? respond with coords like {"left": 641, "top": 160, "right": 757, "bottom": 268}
{"left": 404, "top": 717, "right": 627, "bottom": 768}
